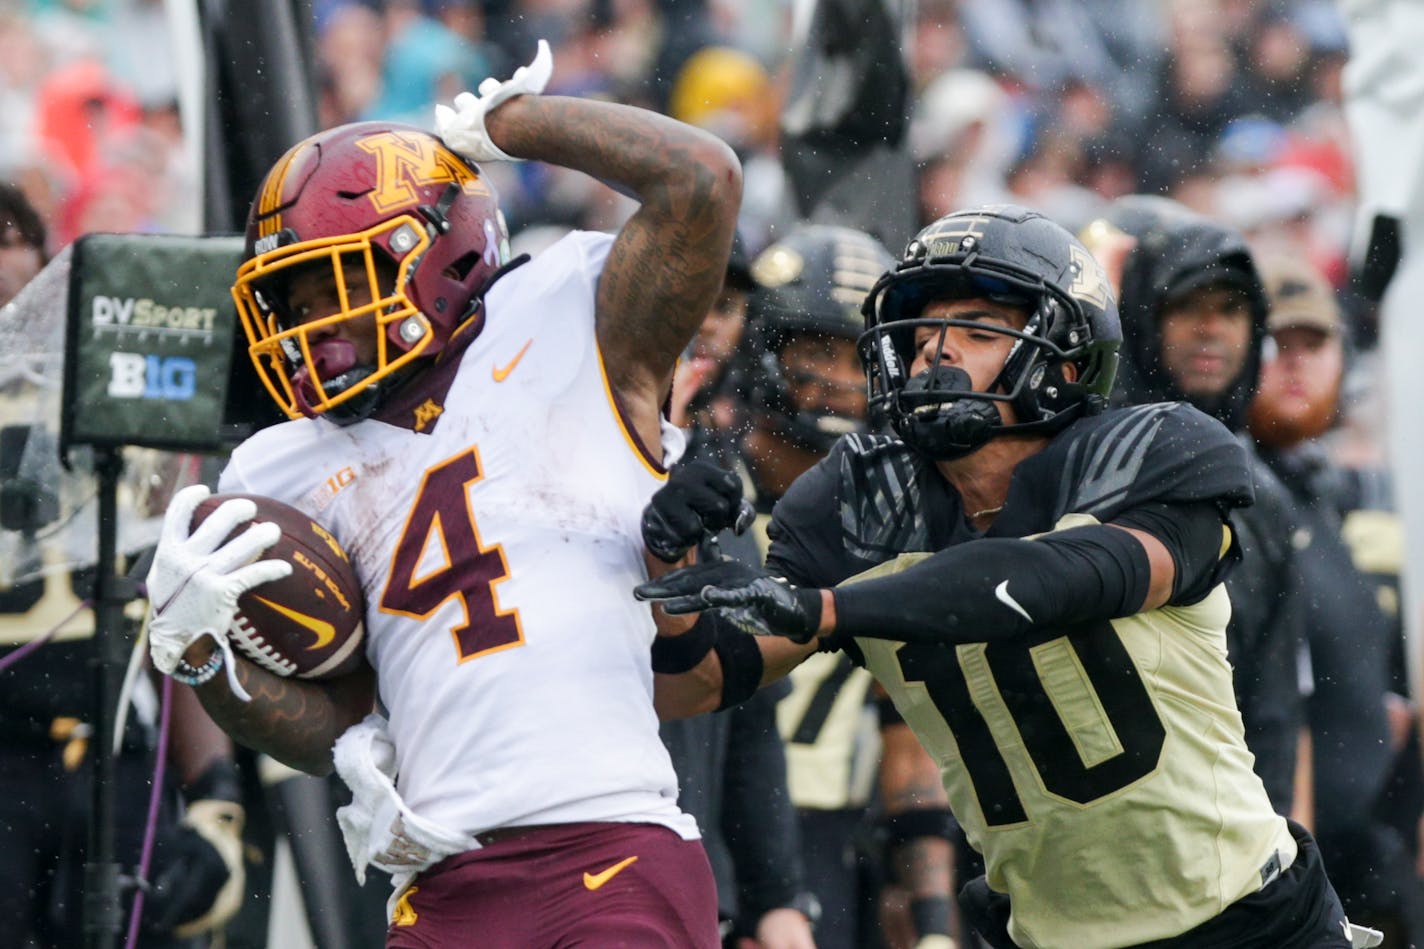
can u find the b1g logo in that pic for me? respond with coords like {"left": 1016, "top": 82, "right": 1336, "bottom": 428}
{"left": 108, "top": 352, "right": 197, "bottom": 400}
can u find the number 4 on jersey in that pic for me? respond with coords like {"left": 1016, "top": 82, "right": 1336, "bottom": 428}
{"left": 380, "top": 448, "right": 523, "bottom": 661}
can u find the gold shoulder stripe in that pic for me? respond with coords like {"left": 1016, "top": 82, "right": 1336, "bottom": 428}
{"left": 595, "top": 343, "right": 667, "bottom": 479}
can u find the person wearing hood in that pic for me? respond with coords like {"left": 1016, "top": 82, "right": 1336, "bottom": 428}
{"left": 1084, "top": 195, "right": 1308, "bottom": 819}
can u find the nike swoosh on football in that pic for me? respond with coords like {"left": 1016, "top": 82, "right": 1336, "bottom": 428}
{"left": 251, "top": 596, "right": 336, "bottom": 649}
{"left": 583, "top": 855, "right": 638, "bottom": 891}
{"left": 994, "top": 581, "right": 1033, "bottom": 623}
{"left": 492, "top": 339, "right": 533, "bottom": 382}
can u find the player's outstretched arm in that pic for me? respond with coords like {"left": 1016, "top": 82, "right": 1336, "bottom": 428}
{"left": 642, "top": 560, "right": 817, "bottom": 718}
{"left": 182, "top": 642, "right": 376, "bottom": 777}
{"left": 484, "top": 94, "right": 741, "bottom": 431}
{"left": 642, "top": 558, "right": 821, "bottom": 718}
{"left": 636, "top": 519, "right": 1181, "bottom": 647}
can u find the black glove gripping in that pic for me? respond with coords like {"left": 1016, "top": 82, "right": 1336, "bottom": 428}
{"left": 635, "top": 560, "right": 823, "bottom": 643}
{"left": 642, "top": 460, "right": 753, "bottom": 562}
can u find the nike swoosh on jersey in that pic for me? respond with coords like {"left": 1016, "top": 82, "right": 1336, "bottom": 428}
{"left": 251, "top": 596, "right": 336, "bottom": 649}
{"left": 492, "top": 339, "right": 533, "bottom": 382}
{"left": 994, "top": 581, "right": 1033, "bottom": 623}
{"left": 583, "top": 855, "right": 638, "bottom": 891}
{"left": 392, "top": 887, "right": 419, "bottom": 927}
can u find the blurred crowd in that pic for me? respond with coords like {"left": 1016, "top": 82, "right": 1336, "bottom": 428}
{"left": 4, "top": 0, "right": 1419, "bottom": 947}
{"left": 0, "top": 0, "right": 1377, "bottom": 437}
{"left": 0, "top": 0, "right": 1357, "bottom": 297}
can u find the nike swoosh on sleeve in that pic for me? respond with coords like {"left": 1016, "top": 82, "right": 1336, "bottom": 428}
{"left": 994, "top": 581, "right": 1033, "bottom": 623}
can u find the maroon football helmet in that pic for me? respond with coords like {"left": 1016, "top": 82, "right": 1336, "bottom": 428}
{"left": 231, "top": 121, "right": 509, "bottom": 422}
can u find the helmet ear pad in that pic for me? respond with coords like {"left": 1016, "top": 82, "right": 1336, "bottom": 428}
{"left": 1007, "top": 352, "right": 1083, "bottom": 427}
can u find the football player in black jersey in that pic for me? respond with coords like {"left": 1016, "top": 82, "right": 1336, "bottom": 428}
{"left": 639, "top": 206, "right": 1373, "bottom": 948}
{"left": 657, "top": 235, "right": 816, "bottom": 949}
{"left": 657, "top": 223, "right": 900, "bottom": 948}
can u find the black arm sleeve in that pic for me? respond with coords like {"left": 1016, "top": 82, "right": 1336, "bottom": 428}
{"left": 1110, "top": 500, "right": 1236, "bottom": 605}
{"left": 832, "top": 523, "right": 1152, "bottom": 645}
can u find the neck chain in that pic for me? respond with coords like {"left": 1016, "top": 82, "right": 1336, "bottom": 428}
{"left": 969, "top": 505, "right": 1004, "bottom": 520}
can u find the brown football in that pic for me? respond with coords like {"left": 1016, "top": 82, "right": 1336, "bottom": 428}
{"left": 191, "top": 493, "right": 366, "bottom": 680}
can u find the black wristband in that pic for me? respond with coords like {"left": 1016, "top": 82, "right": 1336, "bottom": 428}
{"left": 885, "top": 807, "right": 957, "bottom": 850}
{"left": 651, "top": 611, "right": 718, "bottom": 674}
{"left": 910, "top": 895, "right": 952, "bottom": 937}
{"left": 713, "top": 626, "right": 764, "bottom": 711}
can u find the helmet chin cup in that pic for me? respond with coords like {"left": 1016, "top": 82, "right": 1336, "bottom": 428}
{"left": 895, "top": 366, "right": 1001, "bottom": 460}
{"left": 291, "top": 339, "right": 381, "bottom": 422}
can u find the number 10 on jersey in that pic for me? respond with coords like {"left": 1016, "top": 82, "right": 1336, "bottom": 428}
{"left": 897, "top": 621, "right": 1166, "bottom": 826}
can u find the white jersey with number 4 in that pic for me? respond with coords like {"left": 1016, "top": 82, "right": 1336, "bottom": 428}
{"left": 220, "top": 231, "right": 698, "bottom": 841}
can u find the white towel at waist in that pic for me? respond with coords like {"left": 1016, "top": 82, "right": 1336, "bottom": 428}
{"left": 333, "top": 714, "right": 478, "bottom": 916}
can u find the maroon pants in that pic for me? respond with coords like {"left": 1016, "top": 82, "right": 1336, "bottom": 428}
{"left": 385, "top": 821, "right": 719, "bottom": 948}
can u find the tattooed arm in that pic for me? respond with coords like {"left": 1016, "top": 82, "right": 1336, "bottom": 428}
{"left": 483, "top": 95, "right": 742, "bottom": 449}
{"left": 179, "top": 640, "right": 376, "bottom": 777}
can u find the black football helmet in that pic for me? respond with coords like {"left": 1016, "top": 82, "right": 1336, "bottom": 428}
{"left": 859, "top": 205, "right": 1121, "bottom": 460}
{"left": 743, "top": 224, "right": 895, "bottom": 451}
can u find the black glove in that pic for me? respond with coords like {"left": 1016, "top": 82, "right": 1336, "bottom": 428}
{"left": 641, "top": 460, "right": 754, "bottom": 563}
{"left": 634, "top": 559, "right": 824, "bottom": 644}
{"left": 143, "top": 763, "right": 246, "bottom": 937}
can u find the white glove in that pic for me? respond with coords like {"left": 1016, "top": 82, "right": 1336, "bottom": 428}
{"left": 434, "top": 39, "right": 553, "bottom": 162}
{"left": 1348, "top": 922, "right": 1385, "bottom": 948}
{"left": 146, "top": 484, "right": 292, "bottom": 702}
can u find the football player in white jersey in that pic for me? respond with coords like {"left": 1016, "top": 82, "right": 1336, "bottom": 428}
{"left": 141, "top": 43, "right": 741, "bottom": 947}
{"left": 637, "top": 206, "right": 1376, "bottom": 948}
